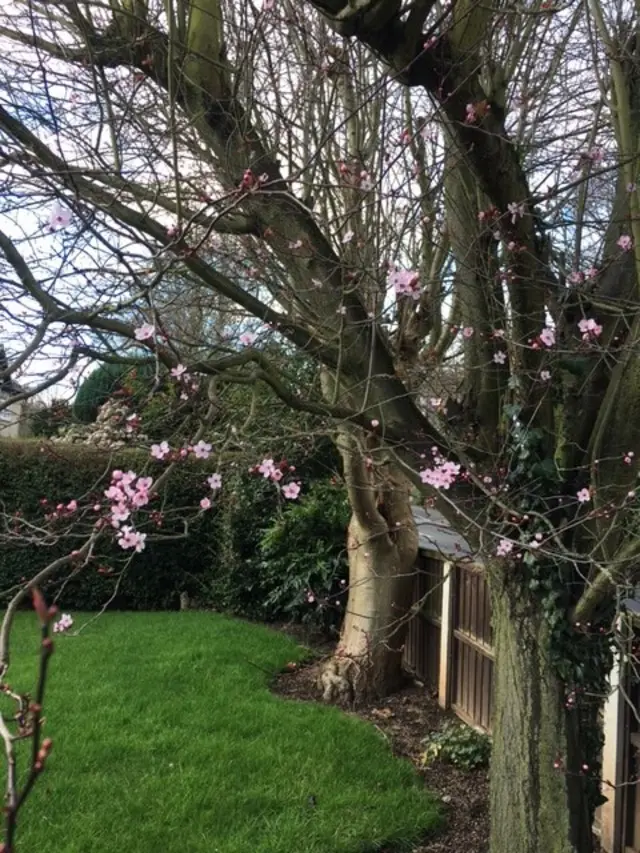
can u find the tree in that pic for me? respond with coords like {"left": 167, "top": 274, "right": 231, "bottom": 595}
{"left": 0, "top": 1, "right": 639, "bottom": 851}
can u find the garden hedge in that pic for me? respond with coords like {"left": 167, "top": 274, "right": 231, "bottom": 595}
{"left": 0, "top": 440, "right": 219, "bottom": 610}
{"left": 0, "top": 439, "right": 347, "bottom": 624}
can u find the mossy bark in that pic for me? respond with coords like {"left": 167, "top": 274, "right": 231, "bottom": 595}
{"left": 490, "top": 587, "right": 593, "bottom": 853}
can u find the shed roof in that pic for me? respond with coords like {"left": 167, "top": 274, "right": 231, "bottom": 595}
{"left": 411, "top": 505, "right": 475, "bottom": 560}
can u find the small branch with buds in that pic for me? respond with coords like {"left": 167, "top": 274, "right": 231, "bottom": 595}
{"left": 0, "top": 587, "right": 56, "bottom": 853}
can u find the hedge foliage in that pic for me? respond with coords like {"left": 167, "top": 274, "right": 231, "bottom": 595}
{"left": 0, "top": 439, "right": 347, "bottom": 627}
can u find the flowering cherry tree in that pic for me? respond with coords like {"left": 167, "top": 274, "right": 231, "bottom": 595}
{"left": 0, "top": 0, "right": 639, "bottom": 851}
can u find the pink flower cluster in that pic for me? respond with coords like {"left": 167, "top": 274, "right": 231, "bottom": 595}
{"left": 539, "top": 327, "right": 555, "bottom": 348}
{"left": 496, "top": 539, "right": 514, "bottom": 557}
{"left": 388, "top": 269, "right": 421, "bottom": 300}
{"left": 419, "top": 451, "right": 461, "bottom": 490}
{"left": 250, "top": 458, "right": 301, "bottom": 499}
{"left": 105, "top": 470, "right": 151, "bottom": 552}
{"left": 53, "top": 613, "right": 73, "bottom": 633}
{"left": 578, "top": 318, "right": 602, "bottom": 341}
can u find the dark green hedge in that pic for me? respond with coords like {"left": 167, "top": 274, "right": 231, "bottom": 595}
{"left": 0, "top": 440, "right": 219, "bottom": 611}
{"left": 0, "top": 439, "right": 347, "bottom": 625}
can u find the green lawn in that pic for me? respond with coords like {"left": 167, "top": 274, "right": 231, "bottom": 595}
{"left": 6, "top": 612, "right": 439, "bottom": 853}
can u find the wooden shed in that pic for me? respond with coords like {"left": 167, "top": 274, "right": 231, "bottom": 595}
{"left": 404, "top": 505, "right": 493, "bottom": 732}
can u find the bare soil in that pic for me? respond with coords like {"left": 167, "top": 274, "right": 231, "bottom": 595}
{"left": 271, "top": 653, "right": 489, "bottom": 853}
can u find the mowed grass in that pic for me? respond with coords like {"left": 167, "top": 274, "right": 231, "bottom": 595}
{"left": 6, "top": 612, "right": 439, "bottom": 853}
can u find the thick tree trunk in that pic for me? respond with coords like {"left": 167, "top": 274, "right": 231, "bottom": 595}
{"left": 491, "top": 585, "right": 593, "bottom": 853}
{"left": 319, "top": 426, "right": 419, "bottom": 704}
{"left": 320, "top": 510, "right": 418, "bottom": 703}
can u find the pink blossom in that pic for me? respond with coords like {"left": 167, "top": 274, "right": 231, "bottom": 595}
{"left": 568, "top": 271, "right": 584, "bottom": 285}
{"left": 200, "top": 497, "right": 212, "bottom": 510}
{"left": 617, "top": 234, "right": 633, "bottom": 252}
{"left": 110, "top": 503, "right": 130, "bottom": 526}
{"left": 462, "top": 327, "right": 474, "bottom": 338}
{"left": 282, "top": 482, "right": 301, "bottom": 499}
{"left": 539, "top": 327, "right": 555, "bottom": 347}
{"left": 192, "top": 440, "right": 212, "bottom": 459}
{"left": 493, "top": 351, "right": 507, "bottom": 364}
{"left": 371, "top": 419, "right": 380, "bottom": 428}
{"left": 53, "top": 613, "right": 73, "bottom": 633}
{"left": 137, "top": 477, "right": 153, "bottom": 492}
{"left": 49, "top": 204, "right": 72, "bottom": 230}
{"left": 105, "top": 485, "right": 125, "bottom": 501}
{"left": 166, "top": 225, "right": 179, "bottom": 239}
{"left": 239, "top": 332, "right": 256, "bottom": 347}
{"left": 576, "top": 488, "right": 591, "bottom": 503}
{"left": 578, "top": 318, "right": 602, "bottom": 341}
{"left": 207, "top": 473, "right": 222, "bottom": 490}
{"left": 131, "top": 490, "right": 150, "bottom": 509}
{"left": 117, "top": 526, "right": 147, "bottom": 552}
{"left": 388, "top": 269, "right": 421, "bottom": 300}
{"left": 120, "top": 471, "right": 137, "bottom": 487}
{"left": 258, "top": 458, "right": 276, "bottom": 478}
{"left": 540, "top": 370, "right": 551, "bottom": 381}
{"left": 134, "top": 323, "right": 155, "bottom": 341}
{"left": 419, "top": 460, "right": 460, "bottom": 490}
{"left": 151, "top": 441, "right": 170, "bottom": 460}
{"left": 171, "top": 364, "right": 188, "bottom": 379}
{"left": 465, "top": 103, "right": 477, "bottom": 123}
{"left": 271, "top": 468, "right": 283, "bottom": 482}
{"left": 66, "top": 500, "right": 78, "bottom": 512}
{"left": 493, "top": 329, "right": 505, "bottom": 338}
{"left": 496, "top": 539, "right": 514, "bottom": 557}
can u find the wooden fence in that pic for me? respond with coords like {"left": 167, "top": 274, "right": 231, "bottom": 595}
{"left": 404, "top": 555, "right": 494, "bottom": 732}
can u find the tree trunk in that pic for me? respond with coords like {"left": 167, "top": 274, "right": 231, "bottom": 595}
{"left": 319, "top": 427, "right": 419, "bottom": 704}
{"left": 490, "top": 584, "right": 594, "bottom": 853}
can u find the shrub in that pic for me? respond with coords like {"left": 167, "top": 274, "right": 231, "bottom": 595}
{"left": 72, "top": 362, "right": 156, "bottom": 423}
{"left": 257, "top": 480, "right": 349, "bottom": 634}
{"left": 420, "top": 721, "right": 491, "bottom": 771}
